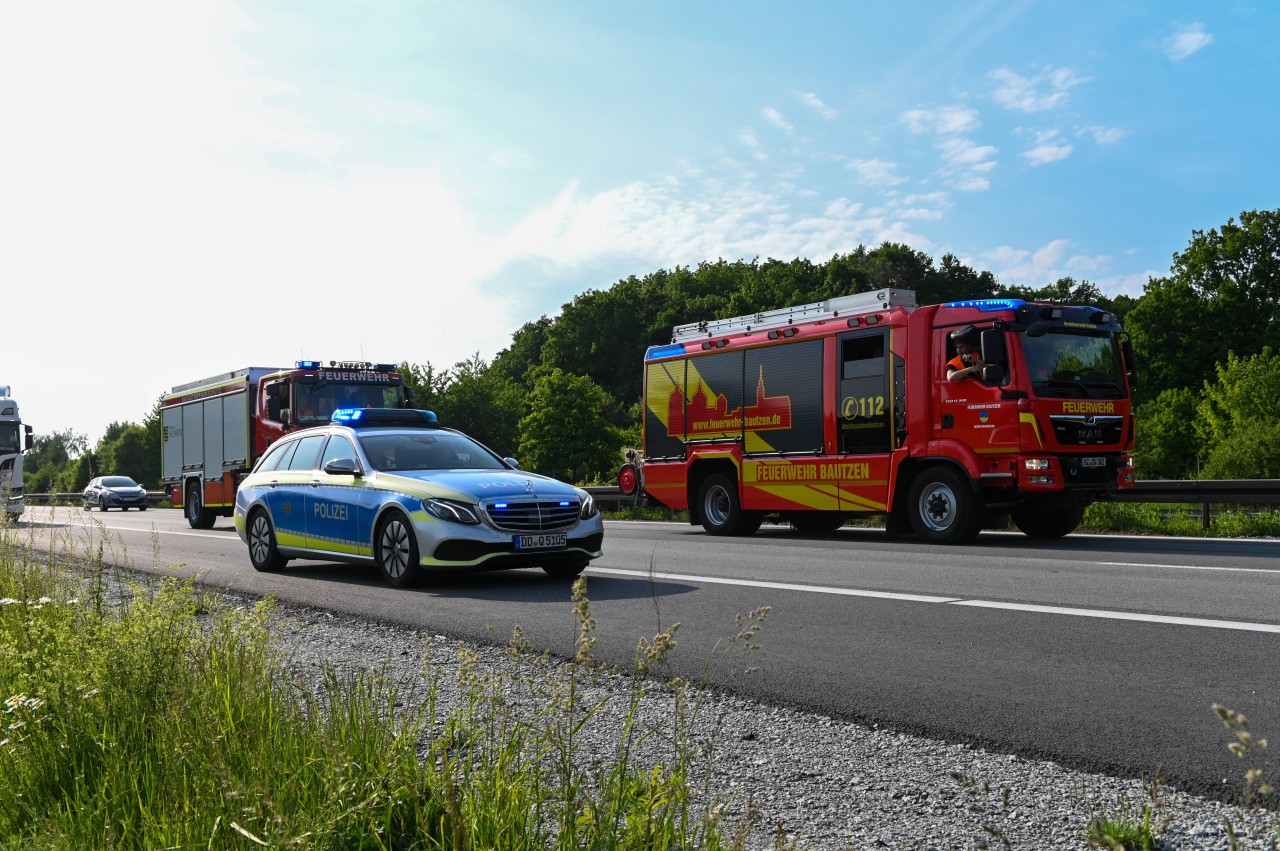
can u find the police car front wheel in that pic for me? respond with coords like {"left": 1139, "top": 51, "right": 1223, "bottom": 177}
{"left": 248, "top": 509, "right": 288, "bottom": 572}
{"left": 376, "top": 513, "right": 423, "bottom": 588}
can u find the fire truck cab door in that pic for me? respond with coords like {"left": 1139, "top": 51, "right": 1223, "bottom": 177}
{"left": 836, "top": 331, "right": 893, "bottom": 514}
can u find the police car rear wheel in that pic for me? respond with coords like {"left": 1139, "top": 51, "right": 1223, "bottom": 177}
{"left": 248, "top": 509, "right": 288, "bottom": 572}
{"left": 377, "top": 514, "right": 422, "bottom": 588}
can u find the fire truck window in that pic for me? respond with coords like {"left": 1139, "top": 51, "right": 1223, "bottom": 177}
{"left": 257, "top": 439, "right": 298, "bottom": 473}
{"left": 839, "top": 333, "right": 890, "bottom": 454}
{"left": 286, "top": 435, "right": 327, "bottom": 472}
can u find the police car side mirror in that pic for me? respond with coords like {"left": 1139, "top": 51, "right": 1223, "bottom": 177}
{"left": 323, "top": 458, "right": 361, "bottom": 477}
{"left": 504, "top": 457, "right": 520, "bottom": 469}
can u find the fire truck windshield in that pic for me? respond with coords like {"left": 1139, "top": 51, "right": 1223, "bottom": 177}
{"left": 294, "top": 378, "right": 407, "bottom": 425}
{"left": 0, "top": 424, "right": 19, "bottom": 453}
{"left": 1023, "top": 331, "right": 1126, "bottom": 399}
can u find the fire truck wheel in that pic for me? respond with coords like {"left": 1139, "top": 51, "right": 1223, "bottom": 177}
{"left": 1011, "top": 504, "right": 1084, "bottom": 538}
{"left": 376, "top": 513, "right": 423, "bottom": 588}
{"left": 907, "top": 468, "right": 983, "bottom": 545}
{"left": 185, "top": 482, "right": 216, "bottom": 530}
{"left": 697, "top": 473, "right": 757, "bottom": 536}
{"left": 542, "top": 559, "right": 588, "bottom": 579}
{"left": 247, "top": 509, "right": 288, "bottom": 572}
{"left": 618, "top": 463, "right": 640, "bottom": 496}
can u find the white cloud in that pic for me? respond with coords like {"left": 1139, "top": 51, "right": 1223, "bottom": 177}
{"left": 989, "top": 66, "right": 1088, "bottom": 112}
{"left": 762, "top": 107, "right": 794, "bottom": 134}
{"left": 902, "top": 106, "right": 980, "bottom": 135}
{"left": 1079, "top": 125, "right": 1126, "bottom": 145}
{"left": 980, "top": 239, "right": 1112, "bottom": 288}
{"left": 1020, "top": 131, "right": 1073, "bottom": 164}
{"left": 800, "top": 92, "right": 837, "bottom": 119}
{"left": 846, "top": 158, "right": 905, "bottom": 187}
{"left": 1165, "top": 23, "right": 1212, "bottom": 60}
{"left": 939, "top": 138, "right": 999, "bottom": 166}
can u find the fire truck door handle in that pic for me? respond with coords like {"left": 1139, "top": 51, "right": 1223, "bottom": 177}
{"left": 941, "top": 414, "right": 953, "bottom": 429}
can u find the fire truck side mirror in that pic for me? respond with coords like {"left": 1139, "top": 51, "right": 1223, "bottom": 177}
{"left": 981, "top": 364, "right": 1006, "bottom": 385}
{"left": 1121, "top": 337, "right": 1140, "bottom": 391}
{"left": 280, "top": 410, "right": 291, "bottom": 427}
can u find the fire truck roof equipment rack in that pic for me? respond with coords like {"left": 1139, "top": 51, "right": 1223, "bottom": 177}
{"left": 671, "top": 288, "right": 917, "bottom": 343}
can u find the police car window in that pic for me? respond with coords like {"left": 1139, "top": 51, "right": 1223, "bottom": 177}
{"left": 256, "top": 440, "right": 297, "bottom": 473}
{"left": 360, "top": 432, "right": 505, "bottom": 472}
{"left": 320, "top": 435, "right": 357, "bottom": 469}
{"left": 287, "top": 435, "right": 328, "bottom": 472}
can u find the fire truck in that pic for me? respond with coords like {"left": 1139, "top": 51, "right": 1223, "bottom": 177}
{"left": 161, "top": 361, "right": 412, "bottom": 528}
{"left": 1, "top": 386, "right": 34, "bottom": 523}
{"left": 637, "top": 289, "right": 1137, "bottom": 544}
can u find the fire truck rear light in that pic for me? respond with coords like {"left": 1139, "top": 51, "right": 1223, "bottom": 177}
{"left": 1024, "top": 458, "right": 1051, "bottom": 470}
{"left": 1027, "top": 475, "right": 1054, "bottom": 485}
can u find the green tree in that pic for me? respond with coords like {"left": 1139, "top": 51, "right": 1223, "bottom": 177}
{"left": 397, "top": 361, "right": 450, "bottom": 412}
{"left": 517, "top": 369, "right": 620, "bottom": 484}
{"left": 1134, "top": 387, "right": 1202, "bottom": 479}
{"left": 1194, "top": 348, "right": 1280, "bottom": 478}
{"left": 23, "top": 429, "right": 89, "bottom": 493}
{"left": 96, "top": 425, "right": 156, "bottom": 488}
{"left": 1125, "top": 209, "right": 1280, "bottom": 401}
{"left": 436, "top": 354, "right": 525, "bottom": 457}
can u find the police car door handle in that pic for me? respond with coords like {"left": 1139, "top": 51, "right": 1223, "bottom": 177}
{"left": 309, "top": 479, "right": 321, "bottom": 488}
{"left": 268, "top": 479, "right": 279, "bottom": 488}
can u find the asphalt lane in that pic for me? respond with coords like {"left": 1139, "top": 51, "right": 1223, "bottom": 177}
{"left": 13, "top": 506, "right": 1280, "bottom": 800}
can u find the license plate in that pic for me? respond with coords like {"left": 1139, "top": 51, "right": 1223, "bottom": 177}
{"left": 1081, "top": 457, "right": 1107, "bottom": 468}
{"left": 515, "top": 533, "right": 567, "bottom": 550}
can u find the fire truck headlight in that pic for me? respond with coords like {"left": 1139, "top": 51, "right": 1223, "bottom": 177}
{"left": 424, "top": 498, "right": 480, "bottom": 525}
{"left": 1023, "top": 458, "right": 1052, "bottom": 471}
{"left": 577, "top": 490, "right": 598, "bottom": 519}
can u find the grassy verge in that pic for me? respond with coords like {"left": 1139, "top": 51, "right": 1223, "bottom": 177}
{"left": 0, "top": 521, "right": 769, "bottom": 850}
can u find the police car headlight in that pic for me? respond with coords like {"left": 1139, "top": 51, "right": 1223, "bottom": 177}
{"left": 578, "top": 490, "right": 598, "bottom": 519}
{"left": 423, "top": 498, "right": 480, "bottom": 525}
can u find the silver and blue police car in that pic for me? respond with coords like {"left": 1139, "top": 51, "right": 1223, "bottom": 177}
{"left": 233, "top": 408, "right": 604, "bottom": 587}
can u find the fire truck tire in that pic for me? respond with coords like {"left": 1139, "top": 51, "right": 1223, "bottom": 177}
{"left": 542, "top": 559, "right": 589, "bottom": 579}
{"left": 185, "top": 482, "right": 216, "bottom": 530}
{"left": 376, "top": 513, "right": 423, "bottom": 588}
{"left": 788, "top": 512, "right": 848, "bottom": 534}
{"left": 618, "top": 463, "right": 640, "bottom": 496}
{"left": 247, "top": 509, "right": 288, "bottom": 572}
{"left": 697, "top": 473, "right": 756, "bottom": 536}
{"left": 1011, "top": 505, "right": 1084, "bottom": 538}
{"left": 907, "top": 468, "right": 983, "bottom": 545}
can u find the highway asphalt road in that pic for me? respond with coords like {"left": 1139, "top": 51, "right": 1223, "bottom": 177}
{"left": 16, "top": 505, "right": 1280, "bottom": 801}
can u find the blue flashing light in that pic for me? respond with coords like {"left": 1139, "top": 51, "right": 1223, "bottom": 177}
{"left": 645, "top": 343, "right": 687, "bottom": 361}
{"left": 559, "top": 500, "right": 571, "bottom": 507}
{"left": 297, "top": 360, "right": 322, "bottom": 369}
{"left": 494, "top": 502, "right": 508, "bottom": 509}
{"left": 331, "top": 408, "right": 364, "bottom": 423}
{"left": 943, "top": 299, "right": 1025, "bottom": 312}
{"left": 373, "top": 363, "right": 397, "bottom": 372}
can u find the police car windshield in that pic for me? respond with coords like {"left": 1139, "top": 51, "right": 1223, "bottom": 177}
{"left": 359, "top": 431, "right": 507, "bottom": 472}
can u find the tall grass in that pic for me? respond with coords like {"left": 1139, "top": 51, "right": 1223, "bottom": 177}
{"left": 0, "top": 518, "right": 766, "bottom": 850}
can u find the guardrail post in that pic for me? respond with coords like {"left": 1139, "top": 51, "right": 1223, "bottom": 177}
{"left": 1202, "top": 501, "right": 1211, "bottom": 531}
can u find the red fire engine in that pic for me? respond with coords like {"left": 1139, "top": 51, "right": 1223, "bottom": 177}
{"left": 161, "top": 361, "right": 411, "bottom": 528}
{"left": 636, "top": 290, "right": 1137, "bottom": 544}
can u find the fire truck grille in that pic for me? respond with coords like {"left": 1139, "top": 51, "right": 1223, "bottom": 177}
{"left": 484, "top": 499, "right": 580, "bottom": 532}
{"left": 1049, "top": 415, "right": 1124, "bottom": 446}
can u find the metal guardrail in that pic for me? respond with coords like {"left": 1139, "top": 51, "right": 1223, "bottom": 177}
{"left": 587, "top": 480, "right": 1280, "bottom": 529}
{"left": 25, "top": 492, "right": 169, "bottom": 507}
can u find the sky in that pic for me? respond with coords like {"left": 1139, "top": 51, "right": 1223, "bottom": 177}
{"left": 2, "top": 1, "right": 1277, "bottom": 445}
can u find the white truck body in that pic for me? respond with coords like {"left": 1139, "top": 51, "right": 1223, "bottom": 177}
{"left": 0, "top": 386, "right": 33, "bottom": 522}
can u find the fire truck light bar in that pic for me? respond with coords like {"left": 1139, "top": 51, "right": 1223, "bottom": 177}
{"left": 645, "top": 344, "right": 686, "bottom": 361}
{"left": 297, "top": 360, "right": 322, "bottom": 369}
{"left": 944, "top": 299, "right": 1025, "bottom": 312}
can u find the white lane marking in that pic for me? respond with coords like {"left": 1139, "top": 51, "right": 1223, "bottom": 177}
{"left": 951, "top": 600, "right": 1280, "bottom": 633}
{"left": 586, "top": 567, "right": 1280, "bottom": 634}
{"left": 1100, "top": 561, "right": 1278, "bottom": 575}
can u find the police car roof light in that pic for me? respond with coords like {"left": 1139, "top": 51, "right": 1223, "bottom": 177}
{"left": 331, "top": 407, "right": 439, "bottom": 428}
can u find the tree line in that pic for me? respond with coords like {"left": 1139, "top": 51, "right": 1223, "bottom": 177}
{"left": 24, "top": 208, "right": 1280, "bottom": 491}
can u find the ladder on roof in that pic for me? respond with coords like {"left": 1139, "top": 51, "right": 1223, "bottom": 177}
{"left": 671, "top": 288, "right": 917, "bottom": 343}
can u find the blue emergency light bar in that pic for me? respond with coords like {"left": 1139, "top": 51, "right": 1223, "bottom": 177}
{"left": 645, "top": 343, "right": 687, "bottom": 361}
{"left": 943, "top": 299, "right": 1026, "bottom": 312}
{"left": 331, "top": 408, "right": 439, "bottom": 427}
{"left": 297, "top": 360, "right": 322, "bottom": 369}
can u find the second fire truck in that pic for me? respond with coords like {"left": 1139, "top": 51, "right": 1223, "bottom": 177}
{"left": 161, "top": 361, "right": 412, "bottom": 528}
{"left": 637, "top": 289, "right": 1137, "bottom": 544}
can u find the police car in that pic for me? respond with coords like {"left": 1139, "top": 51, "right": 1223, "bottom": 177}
{"left": 233, "top": 408, "right": 604, "bottom": 587}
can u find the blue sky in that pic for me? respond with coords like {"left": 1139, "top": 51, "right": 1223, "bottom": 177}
{"left": 3, "top": 0, "right": 1277, "bottom": 444}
